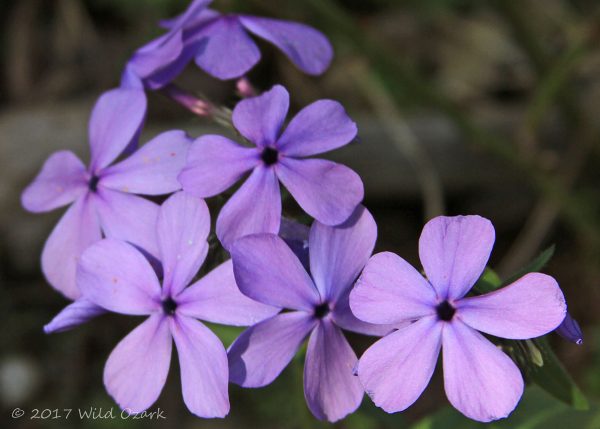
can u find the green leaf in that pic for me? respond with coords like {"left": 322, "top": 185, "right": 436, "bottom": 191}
{"left": 520, "top": 337, "right": 589, "bottom": 410}
{"left": 502, "top": 245, "right": 556, "bottom": 286}
{"left": 472, "top": 267, "right": 503, "bottom": 293}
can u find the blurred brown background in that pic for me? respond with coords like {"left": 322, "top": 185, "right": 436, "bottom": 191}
{"left": 1, "top": 0, "right": 599, "bottom": 428}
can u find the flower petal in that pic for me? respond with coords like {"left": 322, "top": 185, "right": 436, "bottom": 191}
{"left": 88, "top": 89, "right": 147, "bottom": 172}
{"left": 279, "top": 217, "right": 310, "bottom": 270}
{"left": 239, "top": 16, "right": 333, "bottom": 75}
{"left": 216, "top": 166, "right": 281, "bottom": 250}
{"left": 100, "top": 130, "right": 190, "bottom": 195}
{"left": 41, "top": 196, "right": 101, "bottom": 299}
{"left": 95, "top": 188, "right": 159, "bottom": 258}
{"left": 156, "top": 192, "right": 210, "bottom": 296}
{"left": 159, "top": 0, "right": 214, "bottom": 30}
{"left": 104, "top": 314, "right": 172, "bottom": 413}
{"left": 231, "top": 234, "right": 320, "bottom": 311}
{"left": 556, "top": 312, "right": 583, "bottom": 345}
{"left": 356, "top": 316, "right": 442, "bottom": 413}
{"left": 178, "top": 135, "right": 259, "bottom": 197}
{"left": 457, "top": 273, "right": 566, "bottom": 339}
{"left": 419, "top": 215, "right": 495, "bottom": 300}
{"left": 129, "top": 30, "right": 185, "bottom": 79}
{"left": 442, "top": 320, "right": 524, "bottom": 422}
{"left": 350, "top": 252, "right": 437, "bottom": 325}
{"left": 277, "top": 100, "right": 356, "bottom": 157}
{"left": 304, "top": 320, "right": 363, "bottom": 422}
{"left": 194, "top": 17, "right": 260, "bottom": 80}
{"left": 309, "top": 205, "right": 376, "bottom": 303}
{"left": 228, "top": 311, "right": 316, "bottom": 387}
{"left": 332, "top": 290, "right": 398, "bottom": 337}
{"left": 78, "top": 238, "right": 161, "bottom": 315}
{"left": 177, "top": 260, "right": 279, "bottom": 326}
{"left": 21, "top": 151, "right": 88, "bottom": 213}
{"left": 43, "top": 298, "right": 106, "bottom": 334}
{"left": 232, "top": 85, "right": 289, "bottom": 147}
{"left": 170, "top": 315, "right": 230, "bottom": 418}
{"left": 277, "top": 158, "right": 363, "bottom": 226}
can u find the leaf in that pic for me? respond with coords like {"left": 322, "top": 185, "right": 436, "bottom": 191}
{"left": 472, "top": 267, "right": 502, "bottom": 293}
{"left": 502, "top": 245, "right": 556, "bottom": 287}
{"left": 520, "top": 337, "right": 589, "bottom": 410}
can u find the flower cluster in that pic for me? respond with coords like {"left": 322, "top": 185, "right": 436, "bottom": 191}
{"left": 23, "top": 0, "right": 578, "bottom": 424}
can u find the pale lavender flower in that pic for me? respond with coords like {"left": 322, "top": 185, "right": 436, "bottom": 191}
{"left": 76, "top": 192, "right": 278, "bottom": 417}
{"left": 228, "top": 207, "right": 394, "bottom": 422}
{"left": 179, "top": 85, "right": 363, "bottom": 249}
{"left": 122, "top": 0, "right": 332, "bottom": 88}
{"left": 21, "top": 88, "right": 190, "bottom": 301}
{"left": 350, "top": 215, "right": 567, "bottom": 422}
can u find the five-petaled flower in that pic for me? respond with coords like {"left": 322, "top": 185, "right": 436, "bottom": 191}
{"left": 122, "top": 0, "right": 332, "bottom": 88}
{"left": 75, "top": 192, "right": 278, "bottom": 417}
{"left": 228, "top": 206, "right": 394, "bottom": 422}
{"left": 349, "top": 215, "right": 567, "bottom": 422}
{"left": 179, "top": 84, "right": 364, "bottom": 249}
{"left": 21, "top": 88, "right": 190, "bottom": 300}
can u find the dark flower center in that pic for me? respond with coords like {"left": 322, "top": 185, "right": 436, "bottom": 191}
{"left": 261, "top": 147, "right": 279, "bottom": 166}
{"left": 89, "top": 175, "right": 100, "bottom": 192}
{"left": 436, "top": 300, "right": 455, "bottom": 322}
{"left": 162, "top": 297, "right": 177, "bottom": 315}
{"left": 314, "top": 303, "right": 330, "bottom": 319}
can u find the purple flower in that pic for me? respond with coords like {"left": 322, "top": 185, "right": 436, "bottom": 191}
{"left": 228, "top": 207, "right": 395, "bottom": 422}
{"left": 349, "top": 215, "right": 567, "bottom": 422}
{"left": 76, "top": 192, "right": 278, "bottom": 417}
{"left": 21, "top": 88, "right": 190, "bottom": 300}
{"left": 179, "top": 85, "right": 363, "bottom": 249}
{"left": 122, "top": 0, "right": 332, "bottom": 88}
{"left": 556, "top": 312, "right": 583, "bottom": 345}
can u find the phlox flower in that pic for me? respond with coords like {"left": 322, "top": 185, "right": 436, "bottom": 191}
{"left": 122, "top": 0, "right": 332, "bottom": 88}
{"left": 179, "top": 85, "right": 363, "bottom": 249}
{"left": 21, "top": 88, "right": 190, "bottom": 301}
{"left": 228, "top": 207, "right": 394, "bottom": 422}
{"left": 76, "top": 192, "right": 278, "bottom": 417}
{"left": 350, "top": 215, "right": 567, "bottom": 422}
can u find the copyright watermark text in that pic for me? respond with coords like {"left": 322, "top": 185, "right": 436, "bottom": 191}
{"left": 11, "top": 407, "right": 166, "bottom": 420}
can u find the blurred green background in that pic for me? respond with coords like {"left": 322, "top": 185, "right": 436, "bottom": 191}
{"left": 1, "top": 0, "right": 599, "bottom": 428}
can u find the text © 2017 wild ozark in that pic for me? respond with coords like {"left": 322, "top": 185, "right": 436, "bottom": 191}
{"left": 21, "top": 0, "right": 584, "bottom": 424}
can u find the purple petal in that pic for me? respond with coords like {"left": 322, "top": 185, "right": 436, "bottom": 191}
{"left": 231, "top": 234, "right": 320, "bottom": 311}
{"left": 216, "top": 166, "right": 281, "bottom": 250}
{"left": 88, "top": 89, "right": 147, "bottom": 172}
{"left": 179, "top": 135, "right": 259, "bottom": 197}
{"left": 120, "top": 64, "right": 144, "bottom": 90}
{"left": 309, "top": 205, "right": 376, "bottom": 303}
{"left": 457, "top": 273, "right": 566, "bottom": 339}
{"left": 129, "top": 30, "right": 185, "bottom": 79}
{"left": 95, "top": 188, "right": 159, "bottom": 258}
{"left": 104, "top": 314, "right": 172, "bottom": 413}
{"left": 239, "top": 16, "right": 333, "bottom": 75}
{"left": 232, "top": 85, "right": 289, "bottom": 147}
{"left": 100, "top": 130, "right": 190, "bottom": 195}
{"left": 350, "top": 252, "right": 437, "bottom": 325}
{"left": 159, "top": 2, "right": 216, "bottom": 30}
{"left": 177, "top": 260, "right": 279, "bottom": 326}
{"left": 419, "top": 215, "right": 495, "bottom": 300}
{"left": 442, "top": 320, "right": 523, "bottom": 422}
{"left": 277, "top": 158, "right": 363, "bottom": 226}
{"left": 228, "top": 311, "right": 316, "bottom": 387}
{"left": 356, "top": 316, "right": 442, "bottom": 413}
{"left": 43, "top": 298, "right": 106, "bottom": 334}
{"left": 170, "top": 315, "right": 230, "bottom": 418}
{"left": 78, "top": 238, "right": 161, "bottom": 315}
{"left": 277, "top": 100, "right": 356, "bottom": 157}
{"left": 41, "top": 196, "right": 101, "bottom": 299}
{"left": 332, "top": 290, "right": 399, "bottom": 337}
{"left": 156, "top": 192, "right": 210, "bottom": 296}
{"left": 194, "top": 16, "right": 260, "bottom": 80}
{"left": 556, "top": 312, "right": 583, "bottom": 345}
{"left": 304, "top": 320, "right": 363, "bottom": 422}
{"left": 21, "top": 151, "right": 88, "bottom": 213}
